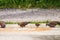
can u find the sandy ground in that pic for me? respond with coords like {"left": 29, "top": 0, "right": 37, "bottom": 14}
{"left": 0, "top": 24, "right": 60, "bottom": 40}
{"left": 0, "top": 28, "right": 60, "bottom": 40}
{"left": 0, "top": 24, "right": 60, "bottom": 34}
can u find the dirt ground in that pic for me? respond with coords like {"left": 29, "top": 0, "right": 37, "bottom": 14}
{"left": 0, "top": 24, "right": 59, "bottom": 33}
{"left": 0, "top": 27, "right": 52, "bottom": 32}
{"left": 0, "top": 24, "right": 60, "bottom": 40}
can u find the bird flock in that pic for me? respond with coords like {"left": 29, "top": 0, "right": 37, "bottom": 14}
{"left": 0, "top": 21, "right": 60, "bottom": 28}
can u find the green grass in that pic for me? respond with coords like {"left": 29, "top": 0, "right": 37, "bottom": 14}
{"left": 5, "top": 22, "right": 41, "bottom": 24}
{"left": 0, "top": 0, "right": 60, "bottom": 9}
{"left": 4, "top": 21, "right": 46, "bottom": 24}
{"left": 0, "top": 20, "right": 51, "bottom": 24}
{"left": 4, "top": 21, "right": 50, "bottom": 24}
{"left": 5, "top": 22, "right": 18, "bottom": 24}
